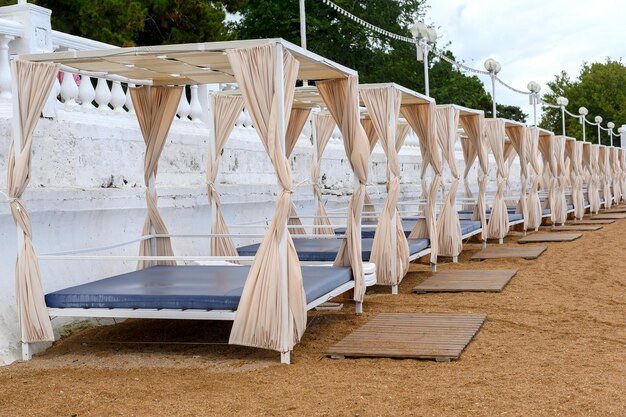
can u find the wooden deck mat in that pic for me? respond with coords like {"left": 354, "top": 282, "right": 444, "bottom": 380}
{"left": 546, "top": 225, "right": 602, "bottom": 231}
{"left": 327, "top": 312, "right": 486, "bottom": 361}
{"left": 570, "top": 219, "right": 615, "bottom": 225}
{"left": 518, "top": 233, "right": 582, "bottom": 243}
{"left": 413, "top": 270, "right": 517, "bottom": 293}
{"left": 602, "top": 207, "right": 626, "bottom": 213}
{"left": 591, "top": 213, "right": 626, "bottom": 219}
{"left": 471, "top": 245, "right": 547, "bottom": 260}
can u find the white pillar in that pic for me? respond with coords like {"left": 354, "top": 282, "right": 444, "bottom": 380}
{"left": 60, "top": 71, "right": 78, "bottom": 110}
{"left": 177, "top": 87, "right": 190, "bottom": 120}
{"left": 110, "top": 81, "right": 126, "bottom": 112}
{"left": 78, "top": 75, "right": 95, "bottom": 110}
{"left": 189, "top": 84, "right": 202, "bottom": 123}
{"left": 621, "top": 125, "right": 626, "bottom": 149}
{"left": 94, "top": 78, "right": 111, "bottom": 112}
{"left": 0, "top": 34, "right": 14, "bottom": 99}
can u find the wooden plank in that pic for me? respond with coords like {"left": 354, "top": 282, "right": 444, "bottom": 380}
{"left": 602, "top": 207, "right": 626, "bottom": 213}
{"left": 517, "top": 233, "right": 582, "bottom": 244}
{"left": 591, "top": 213, "right": 626, "bottom": 219}
{"left": 327, "top": 312, "right": 486, "bottom": 361}
{"left": 544, "top": 225, "right": 602, "bottom": 231}
{"left": 413, "top": 269, "right": 517, "bottom": 293}
{"left": 471, "top": 245, "right": 547, "bottom": 260}
{"left": 570, "top": 219, "right": 615, "bottom": 225}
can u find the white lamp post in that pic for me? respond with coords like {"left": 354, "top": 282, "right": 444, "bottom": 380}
{"left": 484, "top": 58, "right": 501, "bottom": 119}
{"left": 579, "top": 107, "right": 588, "bottom": 142}
{"left": 527, "top": 81, "right": 541, "bottom": 127}
{"left": 595, "top": 116, "right": 603, "bottom": 144}
{"left": 608, "top": 122, "right": 615, "bottom": 147}
{"left": 411, "top": 22, "right": 437, "bottom": 96}
{"left": 556, "top": 96, "right": 569, "bottom": 135}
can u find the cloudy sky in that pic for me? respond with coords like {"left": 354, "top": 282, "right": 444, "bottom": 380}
{"left": 425, "top": 0, "right": 626, "bottom": 123}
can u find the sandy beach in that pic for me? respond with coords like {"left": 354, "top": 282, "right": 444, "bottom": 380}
{"left": 1, "top": 217, "right": 624, "bottom": 416}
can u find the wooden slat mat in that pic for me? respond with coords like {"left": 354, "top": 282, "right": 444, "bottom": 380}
{"left": 518, "top": 233, "right": 581, "bottom": 243}
{"left": 570, "top": 219, "right": 615, "bottom": 225}
{"left": 602, "top": 207, "right": 626, "bottom": 213}
{"left": 471, "top": 245, "right": 547, "bottom": 260}
{"left": 546, "top": 225, "right": 602, "bottom": 231}
{"left": 327, "top": 312, "right": 486, "bottom": 361}
{"left": 592, "top": 213, "right": 626, "bottom": 219}
{"left": 413, "top": 270, "right": 517, "bottom": 293}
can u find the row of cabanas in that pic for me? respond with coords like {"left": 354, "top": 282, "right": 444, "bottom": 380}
{"left": 6, "top": 38, "right": 626, "bottom": 364}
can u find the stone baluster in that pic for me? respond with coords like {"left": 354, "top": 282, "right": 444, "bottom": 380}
{"left": 189, "top": 84, "right": 202, "bottom": 123}
{"left": 125, "top": 83, "right": 135, "bottom": 114}
{"left": 94, "top": 78, "right": 111, "bottom": 112}
{"left": 0, "top": 35, "right": 14, "bottom": 99}
{"left": 60, "top": 71, "right": 79, "bottom": 110}
{"left": 78, "top": 75, "right": 95, "bottom": 110}
{"left": 177, "top": 87, "right": 190, "bottom": 120}
{"left": 110, "top": 81, "right": 126, "bottom": 112}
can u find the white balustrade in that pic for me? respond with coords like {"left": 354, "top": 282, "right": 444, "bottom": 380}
{"left": 78, "top": 75, "right": 95, "bottom": 110}
{"left": 60, "top": 71, "right": 79, "bottom": 110}
{"left": 189, "top": 84, "right": 202, "bottom": 123}
{"left": 110, "top": 81, "right": 125, "bottom": 112}
{"left": 0, "top": 34, "right": 13, "bottom": 99}
{"left": 177, "top": 88, "right": 191, "bottom": 120}
{"left": 94, "top": 78, "right": 111, "bottom": 112}
{"left": 125, "top": 83, "right": 135, "bottom": 114}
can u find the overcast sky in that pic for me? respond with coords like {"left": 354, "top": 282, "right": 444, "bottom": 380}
{"left": 425, "top": 0, "right": 626, "bottom": 124}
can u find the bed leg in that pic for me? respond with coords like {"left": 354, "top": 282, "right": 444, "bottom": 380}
{"left": 21, "top": 342, "right": 32, "bottom": 361}
{"left": 391, "top": 285, "right": 398, "bottom": 295}
{"left": 498, "top": 238, "right": 503, "bottom": 244}
{"left": 482, "top": 240, "right": 487, "bottom": 249}
{"left": 280, "top": 351, "right": 291, "bottom": 365}
{"left": 452, "top": 256, "right": 458, "bottom": 263}
{"left": 431, "top": 263, "right": 437, "bottom": 273}
{"left": 355, "top": 301, "right": 363, "bottom": 315}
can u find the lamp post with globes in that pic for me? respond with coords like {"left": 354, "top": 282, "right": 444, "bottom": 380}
{"left": 484, "top": 58, "right": 501, "bottom": 118}
{"left": 608, "top": 122, "right": 615, "bottom": 147}
{"left": 556, "top": 96, "right": 569, "bottom": 135}
{"left": 595, "top": 116, "right": 603, "bottom": 145}
{"left": 527, "top": 81, "right": 541, "bottom": 127}
{"left": 579, "top": 107, "right": 588, "bottom": 142}
{"left": 410, "top": 21, "right": 437, "bottom": 96}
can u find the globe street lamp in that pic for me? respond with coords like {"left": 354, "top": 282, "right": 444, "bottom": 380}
{"left": 595, "top": 116, "right": 603, "bottom": 144}
{"left": 607, "top": 122, "right": 615, "bottom": 147}
{"left": 527, "top": 81, "right": 541, "bottom": 127}
{"left": 411, "top": 21, "right": 437, "bottom": 96}
{"left": 579, "top": 107, "right": 588, "bottom": 142}
{"left": 556, "top": 96, "right": 569, "bottom": 135}
{"left": 484, "top": 58, "right": 501, "bottom": 119}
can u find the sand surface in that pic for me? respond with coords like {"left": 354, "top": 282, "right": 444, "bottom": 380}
{"left": 1, "top": 216, "right": 625, "bottom": 416}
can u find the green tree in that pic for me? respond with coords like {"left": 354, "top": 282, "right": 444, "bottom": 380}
{"left": 540, "top": 60, "right": 626, "bottom": 145}
{"left": 1, "top": 0, "right": 245, "bottom": 46}
{"left": 236, "top": 0, "right": 525, "bottom": 121}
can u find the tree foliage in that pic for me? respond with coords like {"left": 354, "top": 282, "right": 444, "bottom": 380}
{"left": 236, "top": 0, "right": 526, "bottom": 121}
{"left": 540, "top": 59, "right": 626, "bottom": 145}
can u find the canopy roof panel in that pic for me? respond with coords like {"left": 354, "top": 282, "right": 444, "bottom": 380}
{"left": 18, "top": 39, "right": 356, "bottom": 85}
{"left": 437, "top": 103, "right": 484, "bottom": 117}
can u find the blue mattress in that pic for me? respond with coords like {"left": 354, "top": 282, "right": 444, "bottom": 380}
{"left": 238, "top": 237, "right": 430, "bottom": 262}
{"left": 45, "top": 265, "right": 352, "bottom": 310}
{"left": 460, "top": 220, "right": 481, "bottom": 235}
{"left": 567, "top": 204, "right": 574, "bottom": 211}
{"left": 459, "top": 212, "right": 523, "bottom": 223}
{"left": 542, "top": 208, "right": 551, "bottom": 216}
{"left": 336, "top": 219, "right": 421, "bottom": 239}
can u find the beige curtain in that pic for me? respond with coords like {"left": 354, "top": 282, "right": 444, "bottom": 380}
{"left": 311, "top": 112, "right": 336, "bottom": 235}
{"left": 538, "top": 132, "right": 559, "bottom": 222}
{"left": 610, "top": 147, "right": 622, "bottom": 204}
{"left": 552, "top": 136, "right": 568, "bottom": 224}
{"left": 207, "top": 93, "right": 244, "bottom": 256}
{"left": 436, "top": 106, "right": 462, "bottom": 257}
{"left": 395, "top": 122, "right": 411, "bottom": 152}
{"left": 130, "top": 85, "right": 182, "bottom": 269}
{"left": 361, "top": 86, "right": 409, "bottom": 286}
{"left": 568, "top": 140, "right": 585, "bottom": 220}
{"left": 485, "top": 119, "right": 509, "bottom": 240}
{"left": 285, "top": 107, "right": 312, "bottom": 235}
{"left": 526, "top": 128, "right": 543, "bottom": 230}
{"left": 402, "top": 102, "right": 440, "bottom": 264}
{"left": 506, "top": 125, "right": 528, "bottom": 230}
{"left": 459, "top": 114, "right": 487, "bottom": 239}
{"left": 621, "top": 149, "right": 626, "bottom": 204}
{"left": 227, "top": 44, "right": 306, "bottom": 353}
{"left": 7, "top": 60, "right": 59, "bottom": 342}
{"left": 361, "top": 118, "right": 378, "bottom": 216}
{"left": 599, "top": 146, "right": 612, "bottom": 208}
{"left": 318, "top": 75, "right": 369, "bottom": 302}
{"left": 589, "top": 144, "right": 601, "bottom": 213}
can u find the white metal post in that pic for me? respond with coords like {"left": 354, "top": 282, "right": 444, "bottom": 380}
{"left": 299, "top": 0, "right": 308, "bottom": 87}
{"left": 491, "top": 73, "right": 497, "bottom": 119}
{"left": 582, "top": 117, "right": 586, "bottom": 142}
{"left": 207, "top": 93, "right": 217, "bottom": 256}
{"left": 598, "top": 124, "right": 601, "bottom": 145}
{"left": 561, "top": 106, "right": 566, "bottom": 136}
{"left": 275, "top": 44, "right": 290, "bottom": 365}
{"left": 423, "top": 43, "right": 430, "bottom": 97}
